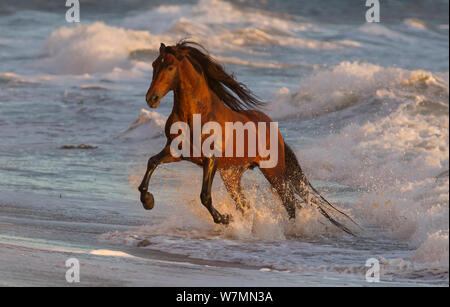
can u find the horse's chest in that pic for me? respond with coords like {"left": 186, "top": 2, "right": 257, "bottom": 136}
{"left": 164, "top": 113, "right": 217, "bottom": 139}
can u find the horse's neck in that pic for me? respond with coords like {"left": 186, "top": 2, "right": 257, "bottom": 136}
{"left": 173, "top": 82, "right": 215, "bottom": 119}
{"left": 171, "top": 64, "right": 221, "bottom": 122}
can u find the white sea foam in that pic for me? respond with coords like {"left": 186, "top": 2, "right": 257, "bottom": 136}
{"left": 273, "top": 62, "right": 449, "bottom": 271}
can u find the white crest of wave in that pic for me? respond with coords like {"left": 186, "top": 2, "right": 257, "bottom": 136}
{"left": 358, "top": 23, "right": 405, "bottom": 40}
{"left": 40, "top": 22, "right": 167, "bottom": 74}
{"left": 89, "top": 249, "right": 134, "bottom": 258}
{"left": 271, "top": 61, "right": 449, "bottom": 119}
{"left": 119, "top": 108, "right": 167, "bottom": 141}
{"left": 403, "top": 18, "right": 428, "bottom": 30}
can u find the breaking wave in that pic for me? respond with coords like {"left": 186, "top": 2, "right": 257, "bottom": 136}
{"left": 37, "top": 0, "right": 360, "bottom": 75}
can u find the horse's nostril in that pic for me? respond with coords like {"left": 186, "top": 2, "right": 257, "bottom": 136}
{"left": 153, "top": 95, "right": 159, "bottom": 102}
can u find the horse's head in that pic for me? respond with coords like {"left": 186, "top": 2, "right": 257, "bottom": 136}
{"left": 146, "top": 43, "right": 183, "bottom": 108}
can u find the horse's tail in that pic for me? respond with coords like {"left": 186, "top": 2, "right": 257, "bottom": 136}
{"left": 284, "top": 142, "right": 361, "bottom": 236}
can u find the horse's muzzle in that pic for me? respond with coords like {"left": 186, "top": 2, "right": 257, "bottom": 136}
{"left": 146, "top": 93, "right": 160, "bottom": 108}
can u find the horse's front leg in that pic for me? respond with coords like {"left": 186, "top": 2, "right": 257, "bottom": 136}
{"left": 138, "top": 146, "right": 179, "bottom": 210}
{"left": 200, "top": 156, "right": 231, "bottom": 225}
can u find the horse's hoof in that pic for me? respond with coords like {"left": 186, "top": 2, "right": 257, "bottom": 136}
{"left": 140, "top": 192, "right": 154, "bottom": 210}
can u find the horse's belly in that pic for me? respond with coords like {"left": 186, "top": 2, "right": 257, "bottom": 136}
{"left": 184, "top": 156, "right": 258, "bottom": 169}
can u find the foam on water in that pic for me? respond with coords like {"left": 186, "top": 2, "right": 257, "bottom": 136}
{"left": 276, "top": 63, "right": 449, "bottom": 272}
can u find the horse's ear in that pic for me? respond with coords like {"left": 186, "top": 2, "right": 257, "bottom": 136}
{"left": 159, "top": 43, "right": 166, "bottom": 53}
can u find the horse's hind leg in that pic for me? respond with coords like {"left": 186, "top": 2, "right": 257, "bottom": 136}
{"left": 219, "top": 168, "right": 250, "bottom": 214}
{"left": 259, "top": 166, "right": 298, "bottom": 219}
{"left": 200, "top": 156, "right": 231, "bottom": 225}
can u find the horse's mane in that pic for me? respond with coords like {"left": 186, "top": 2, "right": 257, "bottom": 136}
{"left": 168, "top": 40, "right": 266, "bottom": 112}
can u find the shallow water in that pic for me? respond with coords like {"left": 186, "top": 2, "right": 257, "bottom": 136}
{"left": 0, "top": 0, "right": 448, "bottom": 286}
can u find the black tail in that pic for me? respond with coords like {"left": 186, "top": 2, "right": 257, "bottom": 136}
{"left": 284, "top": 143, "right": 361, "bottom": 236}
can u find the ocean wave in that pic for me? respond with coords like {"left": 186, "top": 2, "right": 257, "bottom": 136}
{"left": 358, "top": 23, "right": 407, "bottom": 41}
{"left": 118, "top": 109, "right": 166, "bottom": 141}
{"left": 404, "top": 18, "right": 428, "bottom": 30}
{"left": 37, "top": 19, "right": 322, "bottom": 75}
{"left": 38, "top": 22, "right": 168, "bottom": 74}
{"left": 37, "top": 0, "right": 360, "bottom": 75}
{"left": 0, "top": 72, "right": 39, "bottom": 87}
{"left": 129, "top": 0, "right": 354, "bottom": 51}
{"left": 270, "top": 62, "right": 449, "bottom": 119}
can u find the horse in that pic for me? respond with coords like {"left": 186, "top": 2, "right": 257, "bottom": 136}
{"left": 138, "top": 41, "right": 359, "bottom": 235}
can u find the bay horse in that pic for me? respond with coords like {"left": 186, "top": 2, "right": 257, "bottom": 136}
{"left": 138, "top": 41, "right": 359, "bottom": 235}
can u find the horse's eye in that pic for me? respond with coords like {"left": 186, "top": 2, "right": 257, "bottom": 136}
{"left": 167, "top": 66, "right": 174, "bottom": 71}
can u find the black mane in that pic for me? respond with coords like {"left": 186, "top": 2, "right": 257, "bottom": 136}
{"left": 169, "top": 40, "right": 266, "bottom": 112}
